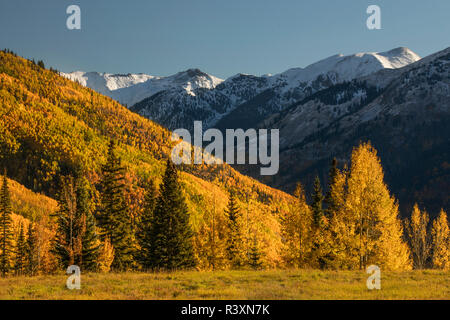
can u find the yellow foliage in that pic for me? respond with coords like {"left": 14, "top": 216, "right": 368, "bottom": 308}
{"left": 431, "top": 209, "right": 449, "bottom": 270}
{"left": 98, "top": 237, "right": 115, "bottom": 273}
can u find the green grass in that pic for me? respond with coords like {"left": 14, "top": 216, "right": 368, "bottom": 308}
{"left": 0, "top": 270, "right": 448, "bottom": 300}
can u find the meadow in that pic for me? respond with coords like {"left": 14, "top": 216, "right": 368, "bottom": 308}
{"left": 0, "top": 270, "right": 448, "bottom": 300}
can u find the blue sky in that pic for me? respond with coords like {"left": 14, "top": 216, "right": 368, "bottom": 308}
{"left": 1, "top": 0, "right": 449, "bottom": 79}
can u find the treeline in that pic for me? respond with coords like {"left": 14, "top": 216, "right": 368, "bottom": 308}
{"left": 280, "top": 142, "right": 449, "bottom": 270}
{"left": 0, "top": 142, "right": 448, "bottom": 276}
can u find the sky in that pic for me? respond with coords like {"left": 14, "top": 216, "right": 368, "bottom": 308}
{"left": 0, "top": 0, "right": 449, "bottom": 79}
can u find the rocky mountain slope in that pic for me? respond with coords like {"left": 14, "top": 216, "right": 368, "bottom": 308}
{"left": 63, "top": 48, "right": 420, "bottom": 131}
{"left": 250, "top": 47, "right": 450, "bottom": 217}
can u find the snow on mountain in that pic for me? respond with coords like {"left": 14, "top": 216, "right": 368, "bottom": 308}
{"left": 62, "top": 47, "right": 420, "bottom": 131}
{"left": 270, "top": 47, "right": 421, "bottom": 90}
{"left": 61, "top": 71, "right": 155, "bottom": 98}
{"left": 252, "top": 47, "right": 449, "bottom": 216}
{"left": 213, "top": 47, "right": 421, "bottom": 131}
{"left": 61, "top": 68, "right": 224, "bottom": 106}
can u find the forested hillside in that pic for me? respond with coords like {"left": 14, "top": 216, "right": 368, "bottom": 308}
{"left": 0, "top": 50, "right": 292, "bottom": 270}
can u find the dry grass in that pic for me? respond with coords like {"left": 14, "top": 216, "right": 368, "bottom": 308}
{"left": 0, "top": 270, "right": 448, "bottom": 300}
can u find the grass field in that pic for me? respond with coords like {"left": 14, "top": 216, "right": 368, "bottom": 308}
{"left": 0, "top": 270, "right": 448, "bottom": 300}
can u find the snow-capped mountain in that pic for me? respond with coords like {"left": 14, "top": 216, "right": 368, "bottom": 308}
{"left": 62, "top": 47, "right": 420, "bottom": 130}
{"left": 138, "top": 47, "right": 421, "bottom": 131}
{"left": 131, "top": 73, "right": 270, "bottom": 130}
{"left": 244, "top": 46, "right": 450, "bottom": 217}
{"left": 214, "top": 47, "right": 421, "bottom": 131}
{"left": 62, "top": 69, "right": 223, "bottom": 106}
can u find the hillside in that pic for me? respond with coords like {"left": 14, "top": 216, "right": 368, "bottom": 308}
{"left": 0, "top": 50, "right": 294, "bottom": 268}
{"left": 254, "top": 47, "right": 450, "bottom": 217}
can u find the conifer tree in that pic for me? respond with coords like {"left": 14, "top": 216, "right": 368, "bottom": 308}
{"left": 77, "top": 177, "right": 100, "bottom": 272}
{"left": 26, "top": 223, "right": 38, "bottom": 276}
{"left": 53, "top": 176, "right": 79, "bottom": 267}
{"left": 53, "top": 175, "right": 100, "bottom": 271}
{"left": 311, "top": 176, "right": 325, "bottom": 227}
{"left": 98, "top": 140, "right": 134, "bottom": 270}
{"left": 0, "top": 172, "right": 13, "bottom": 276}
{"left": 310, "top": 176, "right": 328, "bottom": 268}
{"left": 225, "top": 190, "right": 244, "bottom": 268}
{"left": 15, "top": 223, "right": 26, "bottom": 275}
{"left": 148, "top": 160, "right": 195, "bottom": 270}
{"left": 248, "top": 232, "right": 262, "bottom": 270}
{"left": 325, "top": 158, "right": 339, "bottom": 215}
{"left": 431, "top": 209, "right": 449, "bottom": 270}
{"left": 406, "top": 204, "right": 431, "bottom": 269}
{"left": 137, "top": 179, "right": 157, "bottom": 269}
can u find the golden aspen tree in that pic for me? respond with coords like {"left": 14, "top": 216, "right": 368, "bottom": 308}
{"left": 325, "top": 167, "right": 360, "bottom": 269}
{"left": 431, "top": 209, "right": 449, "bottom": 270}
{"left": 406, "top": 204, "right": 431, "bottom": 269}
{"left": 345, "top": 142, "right": 411, "bottom": 270}
{"left": 280, "top": 183, "right": 313, "bottom": 268}
{"left": 98, "top": 237, "right": 114, "bottom": 273}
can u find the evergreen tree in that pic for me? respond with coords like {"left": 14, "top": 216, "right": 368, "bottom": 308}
{"left": 431, "top": 209, "right": 449, "bottom": 270}
{"left": 26, "top": 223, "right": 38, "bottom": 276}
{"left": 77, "top": 177, "right": 100, "bottom": 272}
{"left": 325, "top": 158, "right": 339, "bottom": 215}
{"left": 98, "top": 140, "right": 134, "bottom": 270}
{"left": 15, "top": 223, "right": 26, "bottom": 275}
{"left": 137, "top": 179, "right": 157, "bottom": 269}
{"left": 310, "top": 176, "right": 327, "bottom": 268}
{"left": 225, "top": 190, "right": 244, "bottom": 268}
{"left": 148, "top": 160, "right": 195, "bottom": 270}
{"left": 53, "top": 175, "right": 100, "bottom": 271}
{"left": 52, "top": 176, "right": 79, "bottom": 267}
{"left": 311, "top": 176, "right": 325, "bottom": 227}
{"left": 248, "top": 232, "right": 262, "bottom": 270}
{"left": 0, "top": 172, "right": 13, "bottom": 276}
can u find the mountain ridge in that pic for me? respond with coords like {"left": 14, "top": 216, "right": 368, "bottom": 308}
{"left": 62, "top": 47, "right": 420, "bottom": 130}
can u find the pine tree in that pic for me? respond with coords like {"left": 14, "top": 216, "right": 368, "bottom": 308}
{"left": 26, "top": 223, "right": 38, "bottom": 276}
{"left": 310, "top": 176, "right": 327, "bottom": 268}
{"left": 325, "top": 158, "right": 339, "bottom": 215}
{"left": 248, "top": 232, "right": 262, "bottom": 270}
{"left": 406, "top": 204, "right": 431, "bottom": 269}
{"left": 148, "top": 160, "right": 195, "bottom": 270}
{"left": 15, "top": 223, "right": 26, "bottom": 275}
{"left": 52, "top": 176, "right": 79, "bottom": 267}
{"left": 0, "top": 172, "right": 13, "bottom": 276}
{"left": 431, "top": 209, "right": 449, "bottom": 270}
{"left": 77, "top": 177, "right": 100, "bottom": 272}
{"left": 311, "top": 176, "right": 325, "bottom": 227}
{"left": 225, "top": 190, "right": 244, "bottom": 268}
{"left": 137, "top": 179, "right": 157, "bottom": 269}
{"left": 98, "top": 140, "right": 134, "bottom": 271}
{"left": 53, "top": 175, "right": 100, "bottom": 271}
